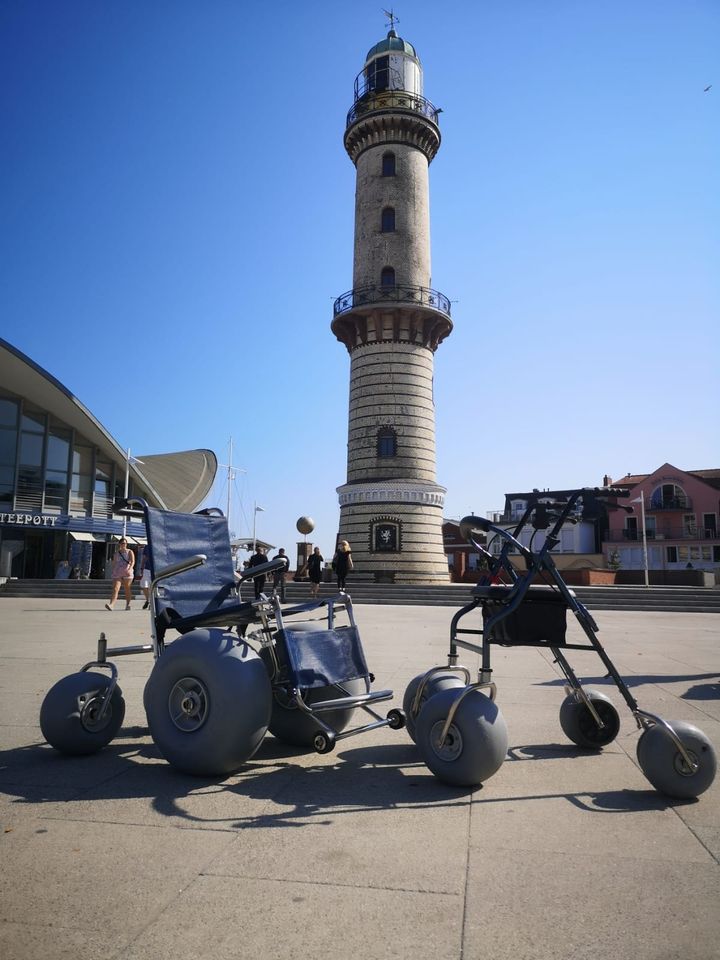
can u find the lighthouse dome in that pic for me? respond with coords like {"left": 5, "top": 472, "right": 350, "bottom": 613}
{"left": 365, "top": 30, "right": 419, "bottom": 64}
{"left": 357, "top": 29, "right": 423, "bottom": 100}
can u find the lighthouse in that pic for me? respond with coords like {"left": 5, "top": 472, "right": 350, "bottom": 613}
{"left": 332, "top": 20, "right": 452, "bottom": 583}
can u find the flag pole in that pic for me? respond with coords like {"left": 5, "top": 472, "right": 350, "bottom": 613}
{"left": 640, "top": 490, "right": 649, "bottom": 587}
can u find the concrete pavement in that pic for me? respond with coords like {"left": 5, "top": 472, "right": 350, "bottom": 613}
{"left": 0, "top": 598, "right": 718, "bottom": 960}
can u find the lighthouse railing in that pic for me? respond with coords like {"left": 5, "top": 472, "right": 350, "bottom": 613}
{"left": 346, "top": 91, "right": 440, "bottom": 128}
{"left": 333, "top": 284, "right": 451, "bottom": 318}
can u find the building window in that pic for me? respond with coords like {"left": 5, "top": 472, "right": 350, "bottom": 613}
{"left": 377, "top": 428, "right": 397, "bottom": 458}
{"left": 380, "top": 267, "right": 395, "bottom": 288}
{"left": 0, "top": 395, "right": 18, "bottom": 508}
{"left": 44, "top": 424, "right": 71, "bottom": 512}
{"left": 16, "top": 402, "right": 45, "bottom": 511}
{"left": 703, "top": 513, "right": 717, "bottom": 537}
{"left": 666, "top": 546, "right": 678, "bottom": 563}
{"left": 94, "top": 459, "right": 113, "bottom": 517}
{"left": 382, "top": 152, "right": 396, "bottom": 176}
{"left": 381, "top": 207, "right": 395, "bottom": 232}
{"left": 650, "top": 483, "right": 689, "bottom": 510}
{"left": 678, "top": 545, "right": 712, "bottom": 563}
{"left": 70, "top": 444, "right": 93, "bottom": 515}
{"left": 365, "top": 55, "right": 390, "bottom": 93}
{"left": 625, "top": 517, "right": 638, "bottom": 540}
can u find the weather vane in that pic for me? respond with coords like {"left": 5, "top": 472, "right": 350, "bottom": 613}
{"left": 382, "top": 8, "right": 399, "bottom": 32}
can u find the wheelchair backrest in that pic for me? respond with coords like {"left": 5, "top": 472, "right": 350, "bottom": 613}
{"left": 144, "top": 505, "right": 239, "bottom": 621}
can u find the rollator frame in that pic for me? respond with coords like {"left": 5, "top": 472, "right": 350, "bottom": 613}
{"left": 405, "top": 486, "right": 716, "bottom": 796}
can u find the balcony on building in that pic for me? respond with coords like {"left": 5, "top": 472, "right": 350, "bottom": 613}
{"left": 604, "top": 525, "right": 717, "bottom": 542}
{"left": 647, "top": 494, "right": 693, "bottom": 511}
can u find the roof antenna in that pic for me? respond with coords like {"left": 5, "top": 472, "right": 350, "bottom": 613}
{"left": 382, "top": 7, "right": 399, "bottom": 35}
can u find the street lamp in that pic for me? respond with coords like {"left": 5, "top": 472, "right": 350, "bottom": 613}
{"left": 631, "top": 491, "right": 649, "bottom": 587}
{"left": 123, "top": 448, "right": 144, "bottom": 537}
{"left": 252, "top": 503, "right": 265, "bottom": 553}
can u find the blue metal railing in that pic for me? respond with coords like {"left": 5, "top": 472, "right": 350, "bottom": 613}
{"left": 346, "top": 91, "right": 440, "bottom": 129}
{"left": 333, "top": 284, "right": 451, "bottom": 318}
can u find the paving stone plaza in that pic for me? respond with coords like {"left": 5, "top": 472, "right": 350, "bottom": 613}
{"left": 1, "top": 597, "right": 718, "bottom": 960}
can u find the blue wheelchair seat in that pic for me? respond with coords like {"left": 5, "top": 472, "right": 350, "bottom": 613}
{"left": 144, "top": 505, "right": 257, "bottom": 641}
{"left": 277, "top": 625, "right": 369, "bottom": 689}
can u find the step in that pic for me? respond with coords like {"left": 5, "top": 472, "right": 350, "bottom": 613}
{"left": 1, "top": 578, "right": 718, "bottom": 613}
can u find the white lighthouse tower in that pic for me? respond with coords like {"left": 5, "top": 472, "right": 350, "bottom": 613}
{"left": 332, "top": 20, "right": 452, "bottom": 583}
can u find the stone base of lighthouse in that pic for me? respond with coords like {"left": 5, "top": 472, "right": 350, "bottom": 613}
{"left": 337, "top": 480, "right": 449, "bottom": 583}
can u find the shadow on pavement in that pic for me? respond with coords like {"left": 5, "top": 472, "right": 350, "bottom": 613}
{"left": 0, "top": 731, "right": 687, "bottom": 829}
{"left": 536, "top": 672, "right": 719, "bottom": 700}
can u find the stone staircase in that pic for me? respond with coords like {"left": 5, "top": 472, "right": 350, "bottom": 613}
{"left": 1, "top": 577, "right": 719, "bottom": 613}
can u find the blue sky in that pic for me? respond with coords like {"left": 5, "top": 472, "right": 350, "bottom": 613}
{"left": 2, "top": 1, "right": 718, "bottom": 556}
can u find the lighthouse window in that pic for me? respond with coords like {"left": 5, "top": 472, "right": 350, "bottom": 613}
{"left": 380, "top": 267, "right": 395, "bottom": 288}
{"left": 381, "top": 207, "right": 395, "bottom": 232}
{"left": 366, "top": 56, "right": 390, "bottom": 93}
{"left": 377, "top": 428, "right": 397, "bottom": 458}
{"left": 382, "top": 152, "right": 396, "bottom": 176}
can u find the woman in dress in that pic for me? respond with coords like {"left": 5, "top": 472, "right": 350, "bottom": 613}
{"left": 105, "top": 537, "right": 135, "bottom": 611}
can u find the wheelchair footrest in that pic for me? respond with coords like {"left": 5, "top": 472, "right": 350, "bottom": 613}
{"left": 309, "top": 689, "right": 394, "bottom": 712}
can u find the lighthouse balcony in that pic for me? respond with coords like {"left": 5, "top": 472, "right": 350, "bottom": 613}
{"left": 346, "top": 91, "right": 440, "bottom": 129}
{"left": 333, "top": 284, "right": 451, "bottom": 319}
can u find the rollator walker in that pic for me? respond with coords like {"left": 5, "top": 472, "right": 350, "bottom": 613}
{"left": 404, "top": 487, "right": 717, "bottom": 798}
{"left": 40, "top": 499, "right": 404, "bottom": 776}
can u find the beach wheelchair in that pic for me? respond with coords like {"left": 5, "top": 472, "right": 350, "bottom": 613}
{"left": 40, "top": 499, "right": 404, "bottom": 776}
{"left": 404, "top": 487, "right": 717, "bottom": 798}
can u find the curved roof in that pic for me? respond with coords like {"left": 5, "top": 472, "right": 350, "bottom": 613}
{"left": 366, "top": 29, "right": 418, "bottom": 63}
{"left": 135, "top": 449, "right": 218, "bottom": 512}
{"left": 0, "top": 337, "right": 217, "bottom": 513}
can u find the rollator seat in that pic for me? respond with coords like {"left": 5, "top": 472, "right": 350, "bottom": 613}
{"left": 475, "top": 584, "right": 572, "bottom": 646}
{"left": 472, "top": 584, "right": 574, "bottom": 602}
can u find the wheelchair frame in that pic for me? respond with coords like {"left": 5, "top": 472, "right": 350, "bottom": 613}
{"left": 40, "top": 498, "right": 404, "bottom": 772}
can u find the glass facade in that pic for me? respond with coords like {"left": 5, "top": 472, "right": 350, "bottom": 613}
{"left": 0, "top": 387, "right": 148, "bottom": 579}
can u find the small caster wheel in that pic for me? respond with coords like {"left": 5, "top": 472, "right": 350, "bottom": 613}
{"left": 40, "top": 671, "right": 125, "bottom": 755}
{"left": 637, "top": 720, "right": 717, "bottom": 799}
{"left": 403, "top": 671, "right": 466, "bottom": 743}
{"left": 313, "top": 730, "right": 336, "bottom": 754}
{"left": 559, "top": 687, "right": 620, "bottom": 749}
{"left": 387, "top": 708, "right": 406, "bottom": 730}
{"left": 416, "top": 687, "right": 508, "bottom": 788}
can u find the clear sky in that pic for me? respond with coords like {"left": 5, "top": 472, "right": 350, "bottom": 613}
{"left": 2, "top": 1, "right": 718, "bottom": 557}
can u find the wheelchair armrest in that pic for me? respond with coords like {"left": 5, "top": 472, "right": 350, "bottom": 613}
{"left": 152, "top": 554, "right": 207, "bottom": 585}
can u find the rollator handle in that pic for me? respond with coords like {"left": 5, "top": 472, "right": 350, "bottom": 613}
{"left": 239, "top": 557, "right": 289, "bottom": 582}
{"left": 459, "top": 515, "right": 491, "bottom": 539}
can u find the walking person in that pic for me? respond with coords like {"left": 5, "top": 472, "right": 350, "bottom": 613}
{"left": 105, "top": 537, "right": 135, "bottom": 611}
{"left": 332, "top": 539, "right": 353, "bottom": 592}
{"left": 139, "top": 543, "right": 153, "bottom": 610}
{"left": 307, "top": 546, "right": 324, "bottom": 599}
{"left": 247, "top": 545, "right": 268, "bottom": 600}
{"left": 272, "top": 547, "right": 288, "bottom": 602}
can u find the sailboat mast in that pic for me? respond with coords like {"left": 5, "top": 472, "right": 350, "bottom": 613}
{"left": 226, "top": 436, "right": 233, "bottom": 527}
